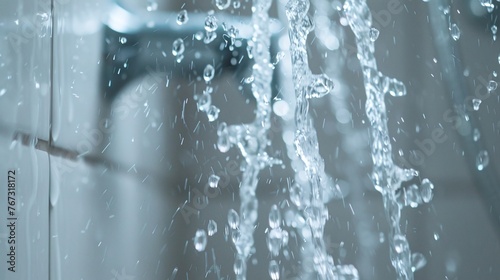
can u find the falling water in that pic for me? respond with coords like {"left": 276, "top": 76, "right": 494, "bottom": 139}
{"left": 344, "top": 0, "right": 434, "bottom": 279}
{"left": 216, "top": 0, "right": 281, "bottom": 278}
{"left": 284, "top": 0, "right": 358, "bottom": 278}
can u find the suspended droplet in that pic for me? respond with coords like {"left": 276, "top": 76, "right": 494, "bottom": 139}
{"left": 176, "top": 10, "right": 189, "bottom": 25}
{"left": 234, "top": 255, "right": 246, "bottom": 276}
{"left": 387, "top": 78, "right": 407, "bottom": 97}
{"left": 172, "top": 38, "right": 185, "bottom": 56}
{"left": 207, "top": 220, "right": 218, "bottom": 236}
{"left": 480, "top": 0, "right": 495, "bottom": 12}
{"left": 0, "top": 89, "right": 6, "bottom": 96}
{"left": 194, "top": 229, "right": 207, "bottom": 252}
{"left": 289, "top": 183, "right": 303, "bottom": 208}
{"left": 273, "top": 51, "right": 286, "bottom": 65}
{"left": 450, "top": 23, "right": 460, "bottom": 41}
{"left": 268, "top": 204, "right": 281, "bottom": 229}
{"left": 369, "top": 27, "right": 380, "bottom": 41}
{"left": 228, "top": 209, "right": 240, "bottom": 229}
{"left": 420, "top": 178, "right": 434, "bottom": 203}
{"left": 205, "top": 15, "right": 218, "bottom": 32}
{"left": 405, "top": 184, "right": 421, "bottom": 208}
{"left": 487, "top": 80, "right": 497, "bottom": 91}
{"left": 246, "top": 42, "right": 254, "bottom": 59}
{"left": 203, "top": 64, "right": 215, "bottom": 83}
{"left": 146, "top": 0, "right": 158, "bottom": 11}
{"left": 472, "top": 98, "right": 482, "bottom": 111}
{"left": 411, "top": 252, "right": 427, "bottom": 272}
{"left": 307, "top": 74, "right": 334, "bottom": 98}
{"left": 119, "top": 37, "right": 127, "bottom": 44}
{"left": 379, "top": 232, "right": 385, "bottom": 243}
{"left": 195, "top": 31, "right": 204, "bottom": 41}
{"left": 227, "top": 25, "right": 239, "bottom": 39}
{"left": 217, "top": 122, "right": 230, "bottom": 153}
{"left": 197, "top": 92, "right": 211, "bottom": 112}
{"left": 473, "top": 128, "right": 480, "bottom": 142}
{"left": 433, "top": 232, "right": 440, "bottom": 240}
{"left": 203, "top": 31, "right": 217, "bottom": 44}
{"left": 207, "top": 105, "right": 220, "bottom": 122}
{"left": 393, "top": 234, "right": 409, "bottom": 254}
{"left": 208, "top": 174, "right": 220, "bottom": 188}
{"left": 476, "top": 150, "right": 489, "bottom": 171}
{"left": 244, "top": 76, "right": 254, "bottom": 84}
{"left": 268, "top": 260, "right": 280, "bottom": 280}
{"left": 215, "top": 0, "right": 231, "bottom": 10}
{"left": 281, "top": 229, "right": 289, "bottom": 246}
{"left": 267, "top": 228, "right": 282, "bottom": 256}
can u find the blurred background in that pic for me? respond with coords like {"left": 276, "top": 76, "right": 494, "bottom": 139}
{"left": 1, "top": 0, "right": 500, "bottom": 279}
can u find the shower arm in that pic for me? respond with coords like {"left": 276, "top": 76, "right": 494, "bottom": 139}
{"left": 428, "top": 0, "right": 500, "bottom": 230}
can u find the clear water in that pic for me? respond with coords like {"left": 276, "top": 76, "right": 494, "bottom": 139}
{"left": 343, "top": 0, "right": 435, "bottom": 279}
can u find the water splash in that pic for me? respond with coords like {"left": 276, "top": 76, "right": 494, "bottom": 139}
{"left": 285, "top": 0, "right": 358, "bottom": 278}
{"left": 216, "top": 0, "right": 281, "bottom": 278}
{"left": 344, "top": 0, "right": 433, "bottom": 279}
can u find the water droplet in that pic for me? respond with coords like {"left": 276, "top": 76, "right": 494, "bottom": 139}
{"left": 405, "top": 184, "right": 421, "bottom": 208}
{"left": 480, "top": 0, "right": 495, "bottom": 12}
{"left": 379, "top": 232, "right": 385, "bottom": 243}
{"left": 119, "top": 37, "right": 127, "bottom": 44}
{"left": 473, "top": 128, "right": 480, "bottom": 142}
{"left": 472, "top": 98, "right": 482, "bottom": 111}
{"left": 369, "top": 27, "right": 380, "bottom": 41}
{"left": 247, "top": 42, "right": 254, "bottom": 59}
{"left": 234, "top": 255, "right": 246, "bottom": 275}
{"left": 172, "top": 38, "right": 185, "bottom": 56}
{"left": 487, "top": 80, "right": 497, "bottom": 91}
{"left": 450, "top": 23, "right": 460, "bottom": 41}
{"left": 204, "top": 31, "right": 217, "bottom": 44}
{"left": 411, "top": 252, "right": 427, "bottom": 272}
{"left": 205, "top": 15, "right": 218, "bottom": 32}
{"left": 289, "top": 183, "right": 303, "bottom": 208}
{"left": 492, "top": 25, "right": 498, "bottom": 34}
{"left": 268, "top": 204, "right": 281, "bottom": 229}
{"left": 273, "top": 51, "right": 286, "bottom": 66}
{"left": 393, "top": 234, "right": 409, "bottom": 254}
{"left": 176, "top": 10, "right": 189, "bottom": 25}
{"left": 244, "top": 76, "right": 255, "bottom": 84}
{"left": 208, "top": 220, "right": 218, "bottom": 236}
{"left": 268, "top": 260, "right": 280, "bottom": 280}
{"left": 217, "top": 122, "right": 230, "bottom": 153}
{"left": 215, "top": 0, "right": 231, "bottom": 10}
{"left": 386, "top": 78, "right": 407, "bottom": 97}
{"left": 197, "top": 92, "right": 212, "bottom": 112}
{"left": 433, "top": 232, "right": 440, "bottom": 240}
{"left": 307, "top": 74, "right": 334, "bottom": 98}
{"left": 208, "top": 174, "right": 220, "bottom": 188}
{"left": 207, "top": 105, "right": 220, "bottom": 122}
{"left": 194, "top": 229, "right": 207, "bottom": 252}
{"left": 267, "top": 228, "right": 282, "bottom": 256}
{"left": 476, "top": 150, "right": 489, "bottom": 171}
{"left": 281, "top": 229, "right": 289, "bottom": 246}
{"left": 0, "top": 89, "right": 6, "bottom": 96}
{"left": 146, "top": 0, "right": 158, "bottom": 11}
{"left": 233, "top": 0, "right": 241, "bottom": 9}
{"left": 420, "top": 178, "right": 434, "bottom": 203}
{"left": 228, "top": 209, "right": 240, "bottom": 229}
{"left": 203, "top": 64, "right": 215, "bottom": 82}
